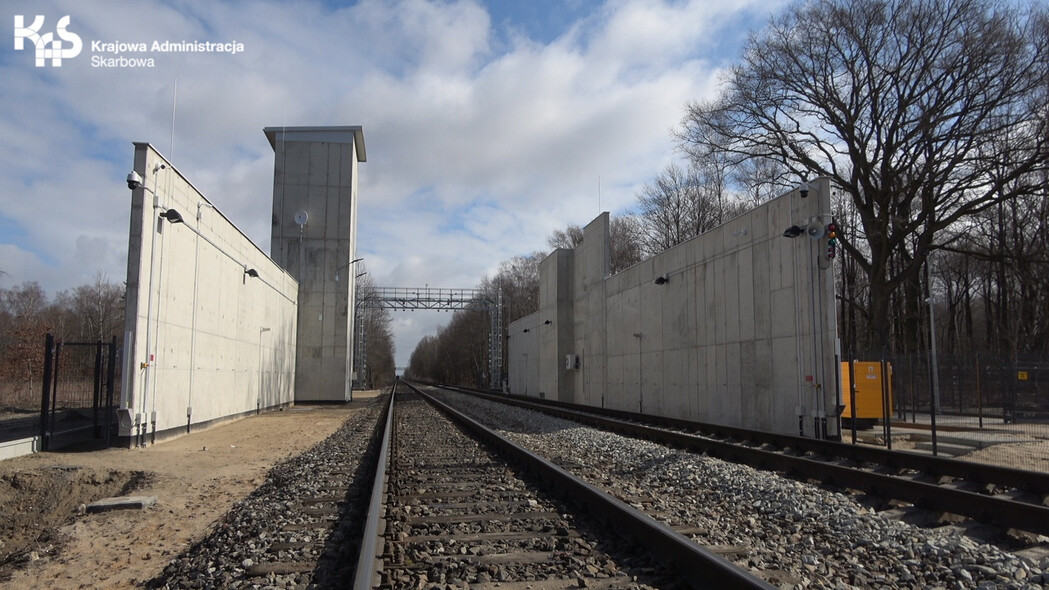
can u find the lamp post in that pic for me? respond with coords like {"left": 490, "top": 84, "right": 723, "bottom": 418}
{"left": 187, "top": 201, "right": 215, "bottom": 434}
{"left": 925, "top": 253, "right": 941, "bottom": 415}
{"left": 633, "top": 332, "right": 643, "bottom": 413}
{"left": 334, "top": 257, "right": 364, "bottom": 282}
{"left": 258, "top": 327, "right": 271, "bottom": 414}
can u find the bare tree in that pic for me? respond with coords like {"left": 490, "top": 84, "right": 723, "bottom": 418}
{"left": 730, "top": 156, "right": 790, "bottom": 208}
{"left": 634, "top": 162, "right": 728, "bottom": 258}
{"left": 0, "top": 282, "right": 53, "bottom": 401}
{"left": 609, "top": 216, "right": 643, "bottom": 273}
{"left": 635, "top": 162, "right": 700, "bottom": 256}
{"left": 490, "top": 253, "right": 544, "bottom": 324}
{"left": 355, "top": 272, "right": 396, "bottom": 388}
{"left": 547, "top": 226, "right": 584, "bottom": 250}
{"left": 1, "top": 282, "right": 47, "bottom": 320}
{"left": 677, "top": 0, "right": 1049, "bottom": 350}
{"left": 68, "top": 271, "right": 124, "bottom": 342}
{"left": 547, "top": 218, "right": 643, "bottom": 274}
{"left": 406, "top": 335, "right": 441, "bottom": 381}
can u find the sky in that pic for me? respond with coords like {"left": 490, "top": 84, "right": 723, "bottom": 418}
{"left": 0, "top": 0, "right": 787, "bottom": 367}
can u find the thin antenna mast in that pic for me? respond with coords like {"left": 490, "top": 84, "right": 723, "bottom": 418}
{"left": 169, "top": 77, "right": 177, "bottom": 161}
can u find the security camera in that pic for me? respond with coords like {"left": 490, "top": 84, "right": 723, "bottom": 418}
{"left": 799, "top": 181, "right": 810, "bottom": 199}
{"left": 127, "top": 171, "right": 144, "bottom": 191}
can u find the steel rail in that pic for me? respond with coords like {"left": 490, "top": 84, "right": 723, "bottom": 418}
{"left": 402, "top": 381, "right": 776, "bottom": 590}
{"left": 351, "top": 383, "right": 396, "bottom": 590}
{"left": 550, "top": 401, "right": 1049, "bottom": 495}
{"left": 429, "top": 383, "right": 1049, "bottom": 535}
{"left": 434, "top": 382, "right": 1049, "bottom": 492}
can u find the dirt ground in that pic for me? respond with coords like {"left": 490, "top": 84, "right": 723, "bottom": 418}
{"left": 0, "top": 392, "right": 379, "bottom": 590}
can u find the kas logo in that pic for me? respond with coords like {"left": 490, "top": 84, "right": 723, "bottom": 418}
{"left": 14, "top": 15, "right": 83, "bottom": 67}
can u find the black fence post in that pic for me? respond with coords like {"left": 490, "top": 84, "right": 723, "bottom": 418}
{"left": 92, "top": 340, "right": 103, "bottom": 438}
{"left": 39, "top": 333, "right": 55, "bottom": 451}
{"left": 49, "top": 341, "right": 63, "bottom": 450}
{"left": 881, "top": 347, "right": 891, "bottom": 450}
{"left": 928, "top": 351, "right": 939, "bottom": 457}
{"left": 848, "top": 355, "right": 857, "bottom": 445}
{"left": 976, "top": 353, "right": 984, "bottom": 429}
{"left": 105, "top": 336, "right": 117, "bottom": 446}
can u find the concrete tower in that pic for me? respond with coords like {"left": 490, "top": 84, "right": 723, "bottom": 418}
{"left": 264, "top": 126, "right": 365, "bottom": 402}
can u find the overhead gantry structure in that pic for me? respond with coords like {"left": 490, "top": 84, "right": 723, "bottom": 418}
{"left": 354, "top": 287, "right": 503, "bottom": 389}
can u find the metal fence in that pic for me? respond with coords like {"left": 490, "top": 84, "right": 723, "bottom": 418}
{"left": 845, "top": 352, "right": 1049, "bottom": 472}
{"left": 0, "top": 334, "right": 119, "bottom": 451}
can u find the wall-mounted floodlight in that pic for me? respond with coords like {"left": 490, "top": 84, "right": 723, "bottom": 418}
{"left": 159, "top": 209, "right": 184, "bottom": 224}
{"left": 244, "top": 268, "right": 259, "bottom": 278}
{"left": 544, "top": 320, "right": 551, "bottom": 325}
{"left": 783, "top": 225, "right": 805, "bottom": 238}
{"left": 523, "top": 328, "right": 530, "bottom": 333}
{"left": 654, "top": 274, "right": 669, "bottom": 285}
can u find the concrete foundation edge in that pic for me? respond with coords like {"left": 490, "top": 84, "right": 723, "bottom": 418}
{"left": 115, "top": 401, "right": 295, "bottom": 448}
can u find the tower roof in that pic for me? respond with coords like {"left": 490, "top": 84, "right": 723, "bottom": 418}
{"left": 263, "top": 126, "right": 366, "bottom": 162}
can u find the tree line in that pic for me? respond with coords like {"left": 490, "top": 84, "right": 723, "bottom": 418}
{"left": 406, "top": 0, "right": 1049, "bottom": 386}
{"left": 354, "top": 270, "right": 397, "bottom": 389}
{"left": 0, "top": 273, "right": 124, "bottom": 406}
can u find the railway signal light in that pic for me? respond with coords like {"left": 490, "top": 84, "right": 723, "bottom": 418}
{"left": 826, "top": 221, "right": 839, "bottom": 259}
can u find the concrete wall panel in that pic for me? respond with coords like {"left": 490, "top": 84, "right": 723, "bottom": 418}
{"left": 645, "top": 349, "right": 664, "bottom": 415}
{"left": 509, "top": 179, "right": 840, "bottom": 438}
{"left": 737, "top": 247, "right": 755, "bottom": 342}
{"left": 662, "top": 347, "right": 687, "bottom": 417}
{"left": 752, "top": 239, "right": 772, "bottom": 340}
{"left": 122, "top": 143, "right": 298, "bottom": 445}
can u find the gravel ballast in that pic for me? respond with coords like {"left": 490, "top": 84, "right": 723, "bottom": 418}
{"left": 149, "top": 398, "right": 387, "bottom": 589}
{"left": 436, "top": 390, "right": 1049, "bottom": 590}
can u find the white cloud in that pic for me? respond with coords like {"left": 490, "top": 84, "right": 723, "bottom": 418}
{"left": 0, "top": 0, "right": 784, "bottom": 364}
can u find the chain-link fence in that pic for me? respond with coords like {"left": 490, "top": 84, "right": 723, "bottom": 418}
{"left": 843, "top": 352, "right": 1049, "bottom": 472}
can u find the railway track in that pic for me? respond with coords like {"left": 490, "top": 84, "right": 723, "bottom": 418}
{"left": 432, "top": 383, "right": 1049, "bottom": 538}
{"left": 151, "top": 382, "right": 1047, "bottom": 588}
{"left": 420, "top": 384, "right": 1049, "bottom": 586}
{"left": 353, "top": 381, "right": 774, "bottom": 589}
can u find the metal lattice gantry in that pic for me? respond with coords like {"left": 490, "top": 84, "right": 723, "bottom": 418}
{"left": 355, "top": 287, "right": 503, "bottom": 389}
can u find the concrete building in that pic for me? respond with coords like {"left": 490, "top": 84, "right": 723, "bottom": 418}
{"left": 265, "top": 126, "right": 365, "bottom": 402}
{"left": 120, "top": 144, "right": 299, "bottom": 446}
{"left": 508, "top": 179, "right": 840, "bottom": 438}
